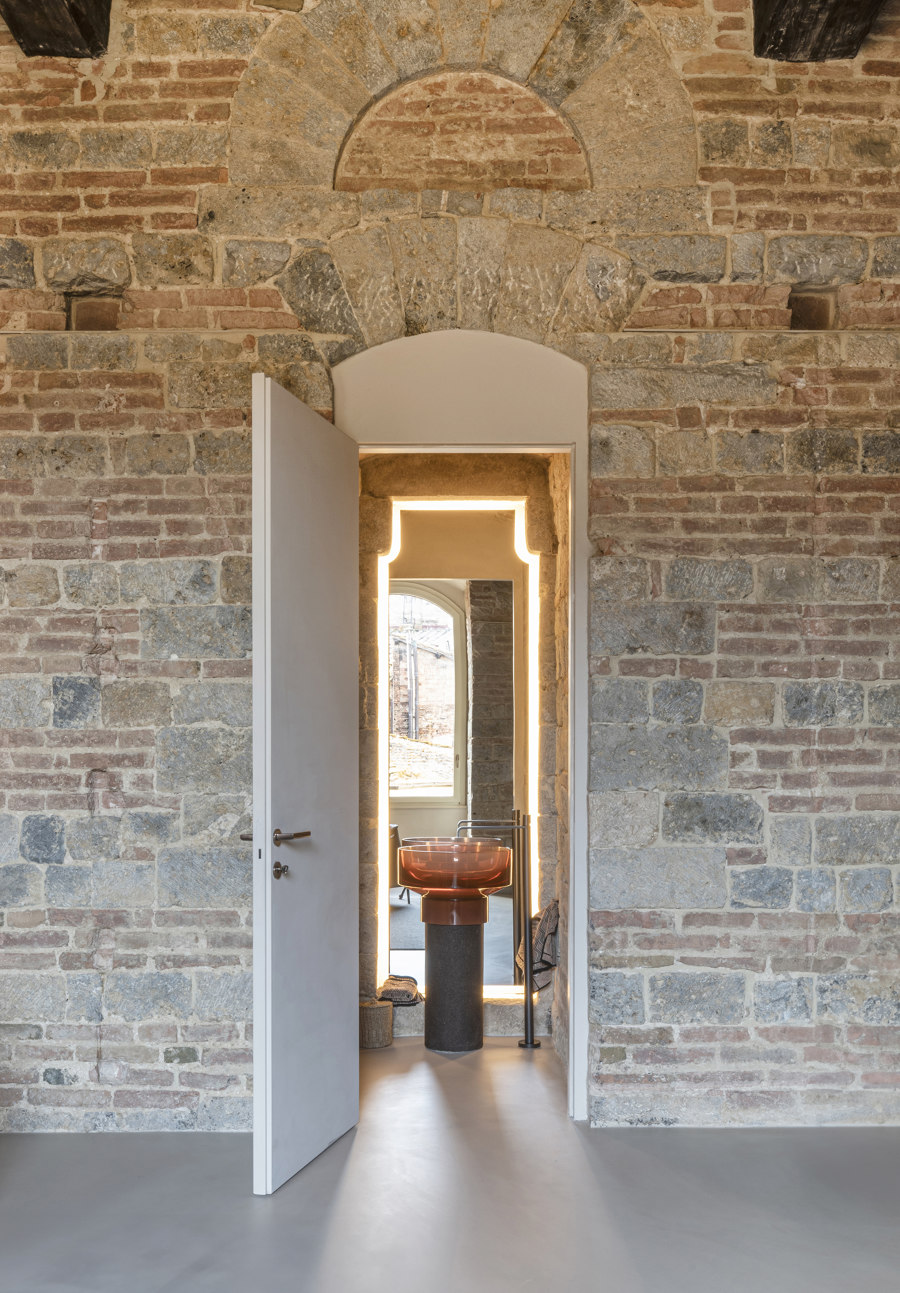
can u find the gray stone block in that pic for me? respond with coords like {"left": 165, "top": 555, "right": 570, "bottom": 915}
{"left": 652, "top": 680, "right": 703, "bottom": 724}
{"left": 590, "top": 557, "right": 649, "bottom": 602}
{"left": 591, "top": 604, "right": 715, "bottom": 656}
{"left": 0, "top": 238, "right": 35, "bottom": 288}
{"left": 20, "top": 815, "right": 65, "bottom": 865}
{"left": 0, "top": 974, "right": 66, "bottom": 1022}
{"left": 277, "top": 249, "right": 363, "bottom": 338}
{"left": 665, "top": 557, "right": 753, "bottom": 601}
{"left": 817, "top": 974, "right": 900, "bottom": 1025}
{"left": 731, "top": 232, "right": 765, "bottom": 282}
{"left": 92, "top": 861, "right": 155, "bottom": 909}
{"left": 649, "top": 972, "right": 746, "bottom": 1024}
{"left": 141, "top": 607, "right": 251, "bottom": 660}
{"left": 0, "top": 814, "right": 17, "bottom": 863}
{"left": 132, "top": 234, "right": 214, "bottom": 285}
{"left": 4, "top": 564, "right": 60, "bottom": 607}
{"left": 196, "top": 1098, "right": 253, "bottom": 1131}
{"left": 182, "top": 795, "right": 251, "bottom": 843}
{"left": 65, "top": 972, "right": 102, "bottom": 1023}
{"left": 590, "top": 363, "right": 776, "bottom": 411}
{"left": 871, "top": 237, "right": 900, "bottom": 278}
{"left": 589, "top": 971, "right": 645, "bottom": 1024}
{"left": 819, "top": 559, "right": 879, "bottom": 602}
{"left": 869, "top": 685, "right": 900, "bottom": 725}
{"left": 590, "top": 725, "right": 728, "bottom": 791}
{"left": 589, "top": 792, "right": 658, "bottom": 848}
{"left": 63, "top": 564, "right": 119, "bottom": 607}
{"left": 122, "top": 435, "right": 190, "bottom": 477}
{"left": 592, "top": 845, "right": 726, "bottom": 909}
{"left": 156, "top": 729, "right": 251, "bottom": 795}
{"left": 0, "top": 863, "right": 42, "bottom": 907}
{"left": 590, "top": 424, "right": 654, "bottom": 478}
{"left": 617, "top": 235, "right": 727, "bottom": 283}
{"left": 766, "top": 235, "right": 868, "bottom": 285}
{"left": 730, "top": 866, "right": 793, "bottom": 909}
{"left": 784, "top": 428, "right": 858, "bottom": 476}
{"left": 754, "top": 977, "right": 813, "bottom": 1023}
{"left": 173, "top": 682, "right": 252, "bottom": 727}
{"left": 663, "top": 793, "right": 763, "bottom": 844}
{"left": 783, "top": 681, "right": 863, "bottom": 728}
{"left": 45, "top": 865, "right": 92, "bottom": 908}
{"left": 119, "top": 560, "right": 217, "bottom": 606}
{"left": 122, "top": 811, "right": 180, "bottom": 846}
{"left": 223, "top": 239, "right": 291, "bottom": 287}
{"left": 715, "top": 430, "right": 783, "bottom": 475}
{"left": 194, "top": 971, "right": 253, "bottom": 1022}
{"left": 101, "top": 681, "right": 172, "bottom": 729}
{"left": 841, "top": 868, "right": 893, "bottom": 913}
{"left": 0, "top": 679, "right": 51, "bottom": 728}
{"left": 52, "top": 676, "right": 100, "bottom": 729}
{"left": 590, "top": 679, "right": 648, "bottom": 724}
{"left": 861, "top": 433, "right": 900, "bottom": 475}
{"left": 770, "top": 816, "right": 811, "bottom": 866}
{"left": 220, "top": 555, "right": 251, "bottom": 605}
{"left": 758, "top": 558, "right": 816, "bottom": 603}
{"left": 69, "top": 334, "right": 136, "bottom": 372}
{"left": 45, "top": 437, "right": 108, "bottom": 478}
{"left": 41, "top": 237, "right": 131, "bottom": 292}
{"left": 194, "top": 430, "right": 253, "bottom": 476}
{"left": 105, "top": 971, "right": 192, "bottom": 1021}
{"left": 170, "top": 367, "right": 252, "bottom": 413}
{"left": 66, "top": 816, "right": 120, "bottom": 862}
{"left": 157, "top": 845, "right": 251, "bottom": 907}
{"left": 80, "top": 128, "right": 153, "bottom": 169}
{"left": 795, "top": 868, "right": 835, "bottom": 913}
{"left": 816, "top": 815, "right": 900, "bottom": 866}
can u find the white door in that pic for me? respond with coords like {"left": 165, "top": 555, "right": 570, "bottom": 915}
{"left": 251, "top": 373, "right": 360, "bottom": 1195}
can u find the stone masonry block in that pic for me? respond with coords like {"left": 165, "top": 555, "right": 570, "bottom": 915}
{"left": 617, "top": 235, "right": 727, "bottom": 283}
{"left": 795, "top": 868, "right": 836, "bottom": 914}
{"left": 815, "top": 815, "right": 900, "bottom": 866}
{"left": 44, "top": 865, "right": 92, "bottom": 908}
{"left": 92, "top": 861, "right": 155, "bottom": 909}
{"left": 869, "top": 685, "right": 900, "bottom": 725}
{"left": 591, "top": 605, "right": 715, "bottom": 657}
{"left": 20, "top": 815, "right": 65, "bottom": 864}
{"left": 784, "top": 428, "right": 858, "bottom": 476}
{"left": 220, "top": 556, "right": 251, "bottom": 606}
{"left": 819, "top": 559, "right": 880, "bottom": 602}
{"left": 63, "top": 565, "right": 119, "bottom": 607}
{"left": 754, "top": 978, "right": 813, "bottom": 1023}
{"left": 590, "top": 557, "right": 650, "bottom": 603}
{"left": 277, "top": 249, "right": 363, "bottom": 339}
{"left": 156, "top": 729, "right": 252, "bottom": 796}
{"left": 122, "top": 435, "right": 190, "bottom": 477}
{"left": 590, "top": 364, "right": 777, "bottom": 410}
{"left": 132, "top": 234, "right": 215, "bottom": 286}
{"left": 141, "top": 607, "right": 251, "bottom": 660}
{"left": 41, "top": 238, "right": 131, "bottom": 292}
{"left": 194, "top": 971, "right": 252, "bottom": 1022}
{"left": 769, "top": 816, "right": 811, "bottom": 866}
{"left": 4, "top": 564, "right": 60, "bottom": 607}
{"left": 590, "top": 424, "right": 654, "bottom": 478}
{"left": 592, "top": 846, "right": 726, "bottom": 909}
{"left": 589, "top": 970, "right": 644, "bottom": 1024}
{"left": 715, "top": 431, "right": 783, "bottom": 475}
{"left": 665, "top": 558, "right": 753, "bottom": 601}
{"left": 0, "top": 238, "right": 35, "bottom": 288}
{"left": 66, "top": 816, "right": 120, "bottom": 862}
{"left": 52, "top": 676, "right": 100, "bottom": 729}
{"left": 119, "top": 560, "right": 217, "bottom": 606}
{"left": 101, "top": 681, "right": 172, "bottom": 729}
{"left": 590, "top": 725, "right": 728, "bottom": 791}
{"left": 652, "top": 680, "right": 703, "bottom": 724}
{"left": 173, "top": 682, "right": 252, "bottom": 727}
{"left": 649, "top": 972, "right": 746, "bottom": 1024}
{"left": 841, "top": 868, "right": 893, "bottom": 913}
{"left": 157, "top": 845, "right": 251, "bottom": 907}
{"left": 0, "top": 974, "right": 66, "bottom": 1022}
{"left": 105, "top": 971, "right": 192, "bottom": 1021}
{"left": 223, "top": 240, "right": 292, "bottom": 287}
{"left": 590, "top": 678, "right": 648, "bottom": 724}
{"left": 817, "top": 974, "right": 900, "bottom": 1025}
{"left": 766, "top": 236, "right": 868, "bottom": 285}
{"left": 705, "top": 682, "right": 776, "bottom": 726}
{"left": 191, "top": 429, "right": 251, "bottom": 474}
{"left": 0, "top": 863, "right": 42, "bottom": 908}
{"left": 730, "top": 866, "right": 793, "bottom": 909}
{"left": 783, "top": 681, "right": 863, "bottom": 728}
{"left": 0, "top": 679, "right": 51, "bottom": 728}
{"left": 663, "top": 793, "right": 763, "bottom": 844}
{"left": 758, "top": 558, "right": 816, "bottom": 603}
{"left": 0, "top": 814, "right": 18, "bottom": 863}
{"left": 589, "top": 791, "right": 658, "bottom": 848}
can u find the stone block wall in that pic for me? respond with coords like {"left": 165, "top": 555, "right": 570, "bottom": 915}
{"left": 466, "top": 579, "right": 515, "bottom": 824}
{"left": 0, "top": 0, "right": 898, "bottom": 1127}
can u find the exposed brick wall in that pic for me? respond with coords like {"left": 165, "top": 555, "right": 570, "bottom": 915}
{"left": 466, "top": 580, "right": 515, "bottom": 823}
{"left": 335, "top": 72, "right": 590, "bottom": 193}
{"left": 0, "top": 0, "right": 898, "bottom": 1129}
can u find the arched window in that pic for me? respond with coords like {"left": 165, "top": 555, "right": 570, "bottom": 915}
{"left": 388, "top": 581, "right": 466, "bottom": 803}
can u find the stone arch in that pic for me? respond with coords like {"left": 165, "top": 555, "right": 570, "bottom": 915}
{"left": 334, "top": 71, "right": 591, "bottom": 193}
{"left": 229, "top": 1, "right": 697, "bottom": 192}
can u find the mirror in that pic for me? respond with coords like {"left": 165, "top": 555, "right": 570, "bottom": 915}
{"left": 386, "top": 508, "right": 528, "bottom": 989}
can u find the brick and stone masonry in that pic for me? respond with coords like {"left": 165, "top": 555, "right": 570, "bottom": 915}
{"left": 0, "top": 0, "right": 899, "bottom": 1128}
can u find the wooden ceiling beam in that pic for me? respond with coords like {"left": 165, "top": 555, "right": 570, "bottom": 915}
{"left": 0, "top": 0, "right": 111, "bottom": 58}
{"left": 753, "top": 0, "right": 887, "bottom": 62}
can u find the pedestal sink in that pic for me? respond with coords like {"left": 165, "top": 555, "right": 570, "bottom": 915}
{"left": 398, "top": 837, "right": 512, "bottom": 1052}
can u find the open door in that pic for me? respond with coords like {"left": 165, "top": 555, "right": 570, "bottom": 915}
{"left": 251, "top": 374, "right": 360, "bottom": 1195}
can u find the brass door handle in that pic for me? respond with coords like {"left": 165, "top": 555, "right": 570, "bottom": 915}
{"left": 273, "top": 829, "right": 311, "bottom": 847}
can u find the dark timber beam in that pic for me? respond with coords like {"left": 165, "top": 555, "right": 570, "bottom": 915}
{"left": 754, "top": 0, "right": 887, "bottom": 61}
{"left": 0, "top": 0, "right": 111, "bottom": 58}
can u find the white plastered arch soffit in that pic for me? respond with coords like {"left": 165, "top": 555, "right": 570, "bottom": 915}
{"left": 333, "top": 330, "right": 590, "bottom": 1121}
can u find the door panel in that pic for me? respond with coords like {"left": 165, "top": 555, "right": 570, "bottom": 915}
{"left": 252, "top": 374, "right": 359, "bottom": 1195}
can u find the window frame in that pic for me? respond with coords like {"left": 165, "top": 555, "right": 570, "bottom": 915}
{"left": 388, "top": 579, "right": 468, "bottom": 809}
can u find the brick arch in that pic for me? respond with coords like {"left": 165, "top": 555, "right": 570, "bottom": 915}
{"left": 229, "top": 5, "right": 697, "bottom": 192}
{"left": 334, "top": 72, "right": 591, "bottom": 193}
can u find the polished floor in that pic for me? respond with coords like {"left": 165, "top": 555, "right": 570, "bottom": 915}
{"left": 3, "top": 1040, "right": 900, "bottom": 1293}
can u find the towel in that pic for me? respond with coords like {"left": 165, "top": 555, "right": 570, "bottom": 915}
{"left": 376, "top": 974, "right": 423, "bottom": 1006}
{"left": 516, "top": 899, "right": 559, "bottom": 991}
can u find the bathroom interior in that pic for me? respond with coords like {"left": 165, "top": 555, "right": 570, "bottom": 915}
{"left": 358, "top": 452, "right": 572, "bottom": 1054}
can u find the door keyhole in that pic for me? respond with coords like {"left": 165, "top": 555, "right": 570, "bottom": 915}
{"left": 273, "top": 860, "right": 289, "bottom": 879}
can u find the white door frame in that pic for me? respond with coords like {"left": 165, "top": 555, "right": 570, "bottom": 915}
{"left": 333, "top": 331, "right": 590, "bottom": 1121}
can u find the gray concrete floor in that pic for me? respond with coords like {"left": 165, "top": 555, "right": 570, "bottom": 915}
{"left": 2, "top": 1039, "right": 899, "bottom": 1293}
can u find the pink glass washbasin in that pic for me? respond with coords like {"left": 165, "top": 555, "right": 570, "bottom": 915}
{"left": 398, "top": 837, "right": 512, "bottom": 926}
